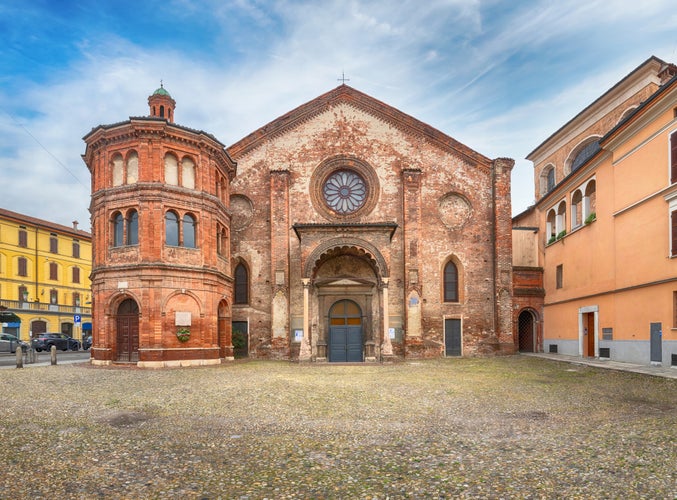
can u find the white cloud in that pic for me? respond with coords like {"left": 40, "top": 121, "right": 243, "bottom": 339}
{"left": 2, "top": 0, "right": 677, "bottom": 228}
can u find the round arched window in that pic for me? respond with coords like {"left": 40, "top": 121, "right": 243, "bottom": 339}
{"left": 322, "top": 170, "right": 367, "bottom": 214}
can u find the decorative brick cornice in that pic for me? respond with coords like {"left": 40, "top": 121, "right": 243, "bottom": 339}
{"left": 82, "top": 117, "right": 236, "bottom": 178}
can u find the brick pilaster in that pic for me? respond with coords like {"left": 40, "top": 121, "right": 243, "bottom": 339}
{"left": 492, "top": 158, "right": 515, "bottom": 351}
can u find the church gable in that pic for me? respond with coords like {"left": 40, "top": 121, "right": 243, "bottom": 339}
{"left": 227, "top": 85, "right": 491, "bottom": 170}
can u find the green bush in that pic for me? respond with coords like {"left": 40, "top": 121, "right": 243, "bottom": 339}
{"left": 232, "top": 329, "right": 246, "bottom": 350}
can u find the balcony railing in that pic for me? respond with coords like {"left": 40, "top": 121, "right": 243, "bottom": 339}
{"left": 0, "top": 299, "right": 92, "bottom": 316}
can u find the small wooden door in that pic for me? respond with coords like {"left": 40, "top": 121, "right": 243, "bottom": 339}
{"left": 584, "top": 313, "right": 595, "bottom": 357}
{"left": 31, "top": 320, "right": 47, "bottom": 336}
{"left": 116, "top": 299, "right": 139, "bottom": 362}
{"left": 445, "top": 319, "right": 462, "bottom": 356}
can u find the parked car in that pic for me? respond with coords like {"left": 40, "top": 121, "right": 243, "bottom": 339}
{"left": 0, "top": 333, "right": 29, "bottom": 353}
{"left": 83, "top": 335, "right": 92, "bottom": 350}
{"left": 32, "top": 333, "right": 80, "bottom": 352}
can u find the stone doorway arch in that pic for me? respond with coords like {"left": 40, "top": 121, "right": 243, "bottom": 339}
{"left": 518, "top": 309, "right": 537, "bottom": 353}
{"left": 304, "top": 239, "right": 388, "bottom": 362}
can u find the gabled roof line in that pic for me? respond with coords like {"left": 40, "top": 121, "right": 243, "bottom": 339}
{"left": 227, "top": 85, "right": 492, "bottom": 168}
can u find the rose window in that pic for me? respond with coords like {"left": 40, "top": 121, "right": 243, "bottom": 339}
{"left": 322, "top": 170, "right": 367, "bottom": 214}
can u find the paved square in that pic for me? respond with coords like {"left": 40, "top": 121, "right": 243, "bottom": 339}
{"left": 1, "top": 357, "right": 675, "bottom": 498}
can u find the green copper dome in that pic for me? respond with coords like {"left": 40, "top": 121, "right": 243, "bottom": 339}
{"left": 152, "top": 83, "right": 171, "bottom": 97}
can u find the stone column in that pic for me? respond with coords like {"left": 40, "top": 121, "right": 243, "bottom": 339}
{"left": 299, "top": 279, "right": 311, "bottom": 361}
{"left": 381, "top": 278, "right": 393, "bottom": 356}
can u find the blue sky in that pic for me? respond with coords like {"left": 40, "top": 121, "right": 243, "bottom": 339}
{"left": 1, "top": 0, "right": 676, "bottom": 230}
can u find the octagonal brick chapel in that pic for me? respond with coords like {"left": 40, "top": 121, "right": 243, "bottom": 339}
{"left": 83, "top": 85, "right": 514, "bottom": 367}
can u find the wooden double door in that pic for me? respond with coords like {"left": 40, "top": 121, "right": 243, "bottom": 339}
{"left": 328, "top": 300, "right": 363, "bottom": 362}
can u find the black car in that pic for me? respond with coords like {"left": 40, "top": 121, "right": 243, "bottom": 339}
{"left": 83, "top": 335, "right": 92, "bottom": 350}
{"left": 32, "top": 333, "right": 80, "bottom": 352}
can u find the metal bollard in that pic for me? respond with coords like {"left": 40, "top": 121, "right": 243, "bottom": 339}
{"left": 50, "top": 345, "right": 57, "bottom": 365}
{"left": 15, "top": 347, "right": 23, "bottom": 369}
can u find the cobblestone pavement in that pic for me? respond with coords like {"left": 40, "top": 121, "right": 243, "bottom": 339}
{"left": 1, "top": 356, "right": 675, "bottom": 499}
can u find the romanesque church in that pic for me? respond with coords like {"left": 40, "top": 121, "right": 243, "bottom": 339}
{"left": 83, "top": 84, "right": 514, "bottom": 367}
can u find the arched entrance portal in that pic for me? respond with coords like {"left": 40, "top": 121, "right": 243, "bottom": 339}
{"left": 328, "top": 299, "right": 363, "bottom": 362}
{"left": 304, "top": 237, "right": 388, "bottom": 362}
{"left": 116, "top": 298, "right": 139, "bottom": 362}
{"left": 518, "top": 309, "right": 536, "bottom": 353}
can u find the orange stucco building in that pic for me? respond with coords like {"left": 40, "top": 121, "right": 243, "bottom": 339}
{"left": 514, "top": 56, "right": 677, "bottom": 367}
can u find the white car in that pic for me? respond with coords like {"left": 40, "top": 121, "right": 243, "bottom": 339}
{"left": 0, "top": 333, "right": 29, "bottom": 353}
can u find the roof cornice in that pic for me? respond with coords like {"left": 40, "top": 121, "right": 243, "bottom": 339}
{"left": 602, "top": 74, "right": 677, "bottom": 150}
{"left": 0, "top": 207, "right": 91, "bottom": 239}
{"left": 82, "top": 117, "right": 236, "bottom": 179}
{"left": 526, "top": 56, "right": 668, "bottom": 162}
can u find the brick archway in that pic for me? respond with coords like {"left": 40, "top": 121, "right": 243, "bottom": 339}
{"left": 304, "top": 237, "right": 388, "bottom": 280}
{"left": 517, "top": 309, "right": 537, "bottom": 353}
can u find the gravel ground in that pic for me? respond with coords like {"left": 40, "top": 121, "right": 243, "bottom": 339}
{"left": 1, "top": 356, "right": 675, "bottom": 499}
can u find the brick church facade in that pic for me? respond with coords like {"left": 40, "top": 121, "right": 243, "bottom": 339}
{"left": 83, "top": 85, "right": 514, "bottom": 367}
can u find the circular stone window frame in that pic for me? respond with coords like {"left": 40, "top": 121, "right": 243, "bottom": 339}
{"left": 229, "top": 193, "right": 255, "bottom": 231}
{"left": 437, "top": 192, "right": 474, "bottom": 230}
{"left": 310, "top": 155, "right": 379, "bottom": 221}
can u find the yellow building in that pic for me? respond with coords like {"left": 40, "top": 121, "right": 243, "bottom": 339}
{"left": 0, "top": 208, "right": 92, "bottom": 342}
{"left": 514, "top": 56, "right": 677, "bottom": 367}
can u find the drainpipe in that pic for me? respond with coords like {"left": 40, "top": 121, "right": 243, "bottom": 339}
{"left": 34, "top": 226, "right": 39, "bottom": 302}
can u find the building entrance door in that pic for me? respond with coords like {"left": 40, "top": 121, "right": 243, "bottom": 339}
{"left": 445, "top": 318, "right": 462, "bottom": 356}
{"left": 518, "top": 310, "right": 535, "bottom": 353}
{"left": 328, "top": 300, "right": 363, "bottom": 362}
{"left": 583, "top": 312, "right": 595, "bottom": 357}
{"left": 31, "top": 320, "right": 47, "bottom": 337}
{"left": 232, "top": 321, "right": 248, "bottom": 359}
{"left": 116, "top": 299, "right": 139, "bottom": 362}
{"left": 650, "top": 322, "right": 662, "bottom": 363}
